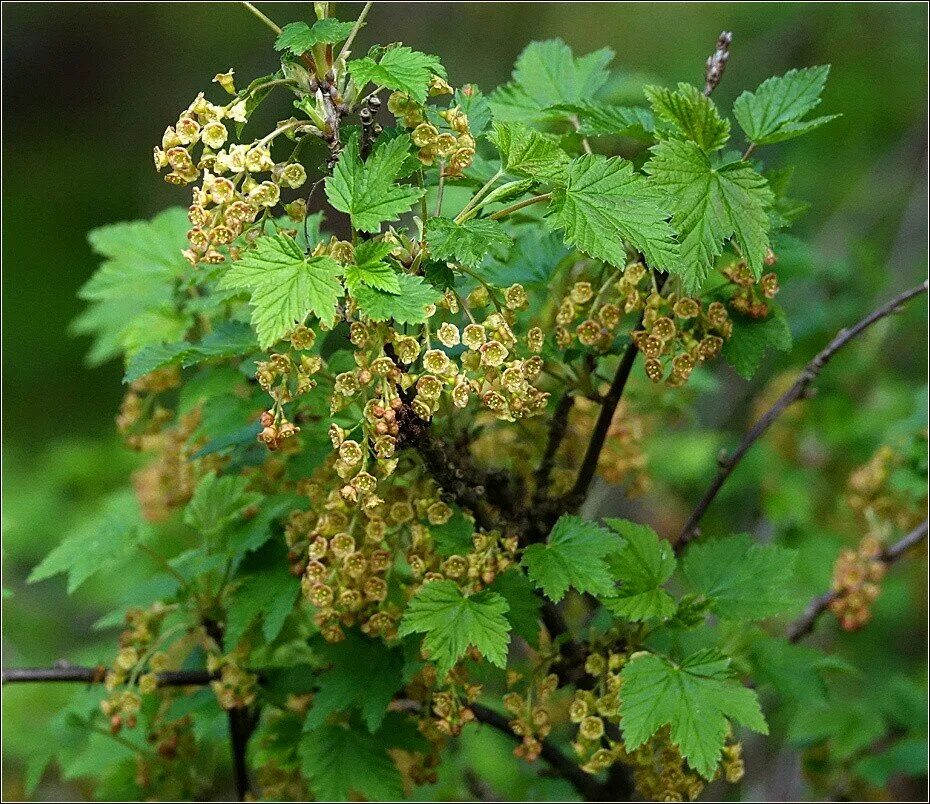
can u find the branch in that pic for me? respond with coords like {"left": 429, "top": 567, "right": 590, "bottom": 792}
{"left": 239, "top": 2, "right": 282, "bottom": 36}
{"left": 677, "top": 281, "right": 928, "bottom": 550}
{"left": 469, "top": 702, "right": 607, "bottom": 801}
{"left": 533, "top": 391, "right": 575, "bottom": 506}
{"left": 787, "top": 519, "right": 928, "bottom": 643}
{"left": 563, "top": 272, "right": 668, "bottom": 514}
{"left": 2, "top": 664, "right": 214, "bottom": 686}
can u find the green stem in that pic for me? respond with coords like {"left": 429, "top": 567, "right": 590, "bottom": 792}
{"left": 337, "top": 2, "right": 373, "bottom": 62}
{"left": 487, "top": 193, "right": 551, "bottom": 221}
{"left": 455, "top": 169, "right": 504, "bottom": 223}
{"left": 240, "top": 2, "right": 282, "bottom": 36}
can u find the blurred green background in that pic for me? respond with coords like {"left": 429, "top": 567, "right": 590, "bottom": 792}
{"left": 2, "top": 2, "right": 927, "bottom": 800}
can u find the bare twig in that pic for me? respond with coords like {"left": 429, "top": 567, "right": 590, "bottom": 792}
{"left": 677, "top": 281, "right": 928, "bottom": 550}
{"left": 533, "top": 392, "right": 575, "bottom": 505}
{"left": 703, "top": 31, "right": 733, "bottom": 96}
{"left": 563, "top": 272, "right": 668, "bottom": 513}
{"left": 2, "top": 664, "right": 214, "bottom": 686}
{"left": 787, "top": 519, "right": 928, "bottom": 643}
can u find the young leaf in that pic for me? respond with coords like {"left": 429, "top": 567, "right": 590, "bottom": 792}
{"left": 488, "top": 569, "right": 542, "bottom": 647}
{"left": 487, "top": 122, "right": 570, "bottom": 184}
{"left": 425, "top": 217, "right": 513, "bottom": 269}
{"left": 645, "top": 83, "right": 730, "bottom": 152}
{"left": 183, "top": 472, "right": 261, "bottom": 536}
{"left": 348, "top": 46, "right": 445, "bottom": 104}
{"left": 398, "top": 579, "right": 511, "bottom": 677}
{"left": 225, "top": 547, "right": 300, "bottom": 648}
{"left": 274, "top": 19, "right": 358, "bottom": 55}
{"left": 619, "top": 649, "right": 768, "bottom": 779}
{"left": 722, "top": 307, "right": 793, "bottom": 380}
{"left": 325, "top": 133, "right": 424, "bottom": 233}
{"left": 489, "top": 39, "right": 613, "bottom": 123}
{"left": 28, "top": 491, "right": 143, "bottom": 593}
{"left": 123, "top": 341, "right": 192, "bottom": 384}
{"left": 553, "top": 101, "right": 655, "bottom": 139}
{"left": 218, "top": 234, "right": 344, "bottom": 348}
{"left": 733, "top": 65, "right": 838, "bottom": 146}
{"left": 344, "top": 240, "right": 401, "bottom": 295}
{"left": 645, "top": 139, "right": 773, "bottom": 291}
{"left": 304, "top": 632, "right": 405, "bottom": 733}
{"left": 682, "top": 533, "right": 797, "bottom": 620}
{"left": 300, "top": 722, "right": 403, "bottom": 801}
{"left": 548, "top": 154, "right": 678, "bottom": 273}
{"left": 354, "top": 272, "right": 443, "bottom": 324}
{"left": 600, "top": 519, "right": 677, "bottom": 621}
{"left": 521, "top": 515, "right": 622, "bottom": 602}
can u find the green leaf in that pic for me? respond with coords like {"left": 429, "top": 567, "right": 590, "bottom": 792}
{"left": 304, "top": 633, "right": 405, "bottom": 732}
{"left": 553, "top": 101, "right": 654, "bottom": 138}
{"left": 645, "top": 83, "right": 730, "bottom": 152}
{"left": 183, "top": 321, "right": 259, "bottom": 365}
{"left": 300, "top": 721, "right": 403, "bottom": 800}
{"left": 487, "top": 122, "right": 570, "bottom": 184}
{"left": 645, "top": 139, "right": 773, "bottom": 291}
{"left": 183, "top": 472, "right": 261, "bottom": 536}
{"left": 425, "top": 217, "right": 513, "bottom": 269}
{"left": 28, "top": 491, "right": 142, "bottom": 593}
{"left": 489, "top": 39, "right": 613, "bottom": 123}
{"left": 682, "top": 533, "right": 797, "bottom": 620}
{"left": 123, "top": 341, "right": 191, "bottom": 384}
{"left": 354, "top": 272, "right": 443, "bottom": 324}
{"left": 344, "top": 240, "right": 401, "bottom": 295}
{"left": 521, "top": 515, "right": 622, "bottom": 602}
{"left": 218, "top": 234, "right": 344, "bottom": 348}
{"left": 854, "top": 738, "right": 928, "bottom": 786}
{"left": 733, "top": 66, "right": 838, "bottom": 145}
{"left": 456, "top": 84, "right": 492, "bottom": 137}
{"left": 348, "top": 46, "right": 445, "bottom": 104}
{"left": 325, "top": 133, "right": 424, "bottom": 233}
{"left": 398, "top": 579, "right": 511, "bottom": 677}
{"left": 225, "top": 546, "right": 300, "bottom": 648}
{"left": 74, "top": 207, "right": 191, "bottom": 365}
{"left": 548, "top": 154, "right": 678, "bottom": 272}
{"left": 274, "top": 19, "right": 358, "bottom": 55}
{"left": 619, "top": 649, "right": 768, "bottom": 779}
{"left": 600, "top": 519, "right": 677, "bottom": 621}
{"left": 488, "top": 569, "right": 542, "bottom": 647}
{"left": 722, "top": 306, "right": 792, "bottom": 379}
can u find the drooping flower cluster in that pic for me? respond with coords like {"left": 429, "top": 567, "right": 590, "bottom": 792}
{"left": 502, "top": 670, "right": 559, "bottom": 761}
{"left": 828, "top": 535, "right": 888, "bottom": 631}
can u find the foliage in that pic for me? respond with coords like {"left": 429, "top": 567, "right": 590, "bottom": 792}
{"left": 8, "top": 4, "right": 927, "bottom": 804}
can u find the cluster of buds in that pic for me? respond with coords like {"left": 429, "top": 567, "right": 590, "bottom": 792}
{"left": 828, "top": 535, "right": 887, "bottom": 631}
{"left": 101, "top": 605, "right": 169, "bottom": 732}
{"left": 146, "top": 713, "right": 196, "bottom": 761}
{"left": 570, "top": 651, "right": 627, "bottom": 773}
{"left": 722, "top": 252, "right": 779, "bottom": 318}
{"left": 412, "top": 664, "right": 482, "bottom": 739}
{"left": 285, "top": 459, "right": 402, "bottom": 642}
{"left": 208, "top": 651, "right": 258, "bottom": 710}
{"left": 846, "top": 439, "right": 928, "bottom": 535}
{"left": 502, "top": 671, "right": 559, "bottom": 761}
{"left": 387, "top": 80, "right": 476, "bottom": 177}
{"left": 406, "top": 525, "right": 519, "bottom": 593}
{"left": 618, "top": 727, "right": 742, "bottom": 801}
{"left": 116, "top": 367, "right": 182, "bottom": 449}
{"left": 132, "top": 409, "right": 206, "bottom": 522}
{"left": 558, "top": 397, "right": 650, "bottom": 495}
{"left": 154, "top": 89, "right": 311, "bottom": 266}
{"left": 555, "top": 277, "right": 625, "bottom": 352}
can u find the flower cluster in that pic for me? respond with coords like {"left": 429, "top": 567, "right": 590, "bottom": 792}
{"left": 154, "top": 91, "right": 310, "bottom": 267}
{"left": 100, "top": 605, "right": 170, "bottom": 733}
{"left": 569, "top": 651, "right": 627, "bottom": 773}
{"left": 208, "top": 650, "right": 259, "bottom": 710}
{"left": 828, "top": 535, "right": 887, "bottom": 631}
{"left": 722, "top": 251, "right": 780, "bottom": 318}
{"left": 387, "top": 80, "right": 477, "bottom": 177}
{"left": 502, "top": 671, "right": 559, "bottom": 761}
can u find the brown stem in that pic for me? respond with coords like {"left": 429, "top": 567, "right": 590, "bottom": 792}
{"left": 677, "top": 281, "right": 928, "bottom": 550}
{"left": 787, "top": 519, "right": 928, "bottom": 643}
{"left": 533, "top": 392, "right": 575, "bottom": 505}
{"left": 2, "top": 664, "right": 214, "bottom": 686}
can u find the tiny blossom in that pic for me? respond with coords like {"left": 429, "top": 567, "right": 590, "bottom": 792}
{"left": 504, "top": 284, "right": 528, "bottom": 310}
{"left": 423, "top": 349, "right": 451, "bottom": 374}
{"left": 462, "top": 323, "right": 486, "bottom": 350}
{"left": 437, "top": 322, "right": 460, "bottom": 347}
{"left": 479, "top": 340, "right": 508, "bottom": 367}
{"left": 212, "top": 68, "right": 236, "bottom": 95}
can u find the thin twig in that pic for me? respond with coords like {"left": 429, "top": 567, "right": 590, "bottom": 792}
{"left": 487, "top": 193, "right": 551, "bottom": 221}
{"left": 2, "top": 664, "right": 214, "bottom": 686}
{"left": 337, "top": 1, "right": 373, "bottom": 63}
{"left": 677, "top": 281, "right": 928, "bottom": 550}
{"left": 469, "top": 702, "right": 605, "bottom": 801}
{"left": 533, "top": 392, "right": 575, "bottom": 505}
{"left": 787, "top": 520, "right": 928, "bottom": 643}
{"left": 563, "top": 273, "right": 668, "bottom": 512}
{"left": 240, "top": 2, "right": 282, "bottom": 36}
